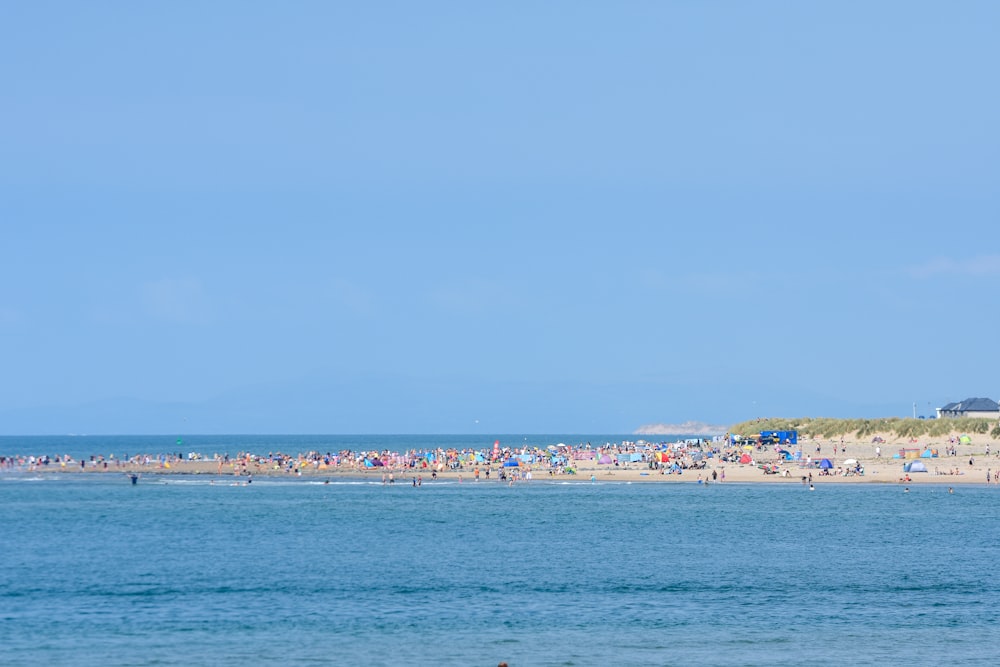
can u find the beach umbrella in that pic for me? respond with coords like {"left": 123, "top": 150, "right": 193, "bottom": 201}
{"left": 843, "top": 459, "right": 858, "bottom": 467}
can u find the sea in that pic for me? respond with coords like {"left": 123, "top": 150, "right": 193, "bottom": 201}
{"left": 2, "top": 435, "right": 999, "bottom": 666}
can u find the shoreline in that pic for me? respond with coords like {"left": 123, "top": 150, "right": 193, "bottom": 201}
{"left": 4, "top": 468, "right": 992, "bottom": 486}
{"left": 4, "top": 430, "right": 999, "bottom": 486}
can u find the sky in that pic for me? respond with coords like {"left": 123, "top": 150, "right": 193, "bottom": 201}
{"left": 1, "top": 1, "right": 998, "bottom": 435}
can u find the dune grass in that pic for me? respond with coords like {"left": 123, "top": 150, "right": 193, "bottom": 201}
{"left": 728, "top": 417, "right": 1000, "bottom": 441}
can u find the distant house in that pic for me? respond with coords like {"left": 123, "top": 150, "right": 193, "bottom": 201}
{"left": 936, "top": 397, "right": 1000, "bottom": 419}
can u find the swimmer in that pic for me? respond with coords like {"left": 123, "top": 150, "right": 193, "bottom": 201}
{"left": 809, "top": 484, "right": 815, "bottom": 491}
{"left": 948, "top": 487, "right": 954, "bottom": 494}
{"left": 904, "top": 487, "right": 910, "bottom": 493}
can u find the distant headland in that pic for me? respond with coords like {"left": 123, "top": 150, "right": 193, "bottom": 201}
{"left": 633, "top": 421, "right": 728, "bottom": 436}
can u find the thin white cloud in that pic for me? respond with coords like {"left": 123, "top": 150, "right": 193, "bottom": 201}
{"left": 907, "top": 255, "right": 1000, "bottom": 278}
{"left": 139, "top": 278, "right": 210, "bottom": 324}
{"left": 0, "top": 307, "right": 21, "bottom": 326}
{"left": 427, "top": 280, "right": 514, "bottom": 315}
{"left": 329, "top": 278, "right": 375, "bottom": 316}
{"left": 639, "top": 267, "right": 761, "bottom": 294}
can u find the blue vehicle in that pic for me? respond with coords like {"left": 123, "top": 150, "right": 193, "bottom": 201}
{"left": 760, "top": 430, "right": 797, "bottom": 446}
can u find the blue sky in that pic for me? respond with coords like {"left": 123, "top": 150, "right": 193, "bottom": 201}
{"left": 1, "top": 2, "right": 997, "bottom": 434}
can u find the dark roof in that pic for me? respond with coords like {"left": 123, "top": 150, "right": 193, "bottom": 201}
{"left": 942, "top": 397, "right": 999, "bottom": 413}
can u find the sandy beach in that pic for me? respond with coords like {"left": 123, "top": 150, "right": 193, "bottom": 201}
{"left": 15, "top": 430, "right": 999, "bottom": 486}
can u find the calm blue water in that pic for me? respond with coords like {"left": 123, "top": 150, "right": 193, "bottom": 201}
{"left": 2, "top": 438, "right": 999, "bottom": 666}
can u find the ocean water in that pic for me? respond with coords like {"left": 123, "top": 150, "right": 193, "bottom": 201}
{"left": 2, "top": 438, "right": 999, "bottom": 666}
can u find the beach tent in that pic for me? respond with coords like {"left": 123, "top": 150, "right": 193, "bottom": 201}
{"left": 819, "top": 459, "right": 833, "bottom": 469}
{"left": 598, "top": 454, "right": 613, "bottom": 465}
{"left": 920, "top": 449, "right": 937, "bottom": 458}
{"left": 959, "top": 435, "right": 972, "bottom": 445}
{"left": 777, "top": 449, "right": 792, "bottom": 460}
{"left": 904, "top": 460, "right": 928, "bottom": 473}
{"left": 739, "top": 453, "right": 752, "bottom": 464}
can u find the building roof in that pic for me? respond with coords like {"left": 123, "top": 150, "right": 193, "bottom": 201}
{"left": 941, "top": 397, "right": 999, "bottom": 413}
